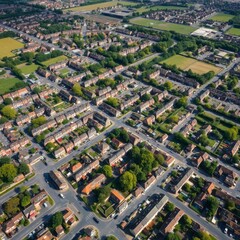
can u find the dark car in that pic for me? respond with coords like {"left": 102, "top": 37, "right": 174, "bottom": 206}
{"left": 93, "top": 217, "right": 99, "bottom": 223}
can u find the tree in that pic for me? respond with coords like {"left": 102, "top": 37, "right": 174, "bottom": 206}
{"left": 1, "top": 106, "right": 17, "bottom": 119}
{"left": 21, "top": 195, "right": 31, "bottom": 208}
{"left": 225, "top": 200, "right": 235, "bottom": 212}
{"left": 224, "top": 127, "right": 238, "bottom": 141}
{"left": 119, "top": 171, "right": 137, "bottom": 192}
{"left": 167, "top": 115, "right": 179, "bottom": 123}
{"left": 166, "top": 232, "right": 181, "bottom": 240}
{"left": 205, "top": 196, "right": 219, "bottom": 218}
{"left": 171, "top": 170, "right": 178, "bottom": 178}
{"left": 32, "top": 184, "right": 40, "bottom": 194}
{"left": 31, "top": 116, "right": 47, "bottom": 128}
{"left": 165, "top": 202, "right": 175, "bottom": 212}
{"left": 106, "top": 236, "right": 118, "bottom": 240}
{"left": 0, "top": 157, "right": 11, "bottom": 166}
{"left": 3, "top": 98, "right": 12, "bottom": 105}
{"left": 101, "top": 165, "right": 113, "bottom": 178}
{"left": 164, "top": 81, "right": 173, "bottom": 90}
{"left": 155, "top": 153, "right": 165, "bottom": 165}
{"left": 181, "top": 214, "right": 192, "bottom": 227}
{"left": 199, "top": 134, "right": 210, "bottom": 147}
{"left": 51, "top": 212, "right": 63, "bottom": 229}
{"left": 183, "top": 183, "right": 191, "bottom": 192}
{"left": 3, "top": 197, "right": 20, "bottom": 216}
{"left": 96, "top": 186, "right": 111, "bottom": 204}
{"left": 72, "top": 83, "right": 83, "bottom": 97}
{"left": 141, "top": 93, "right": 151, "bottom": 101}
{"left": 106, "top": 97, "right": 119, "bottom": 108}
{"left": 176, "top": 97, "right": 188, "bottom": 108}
{"left": 18, "top": 163, "right": 30, "bottom": 175}
{"left": 32, "top": 87, "right": 41, "bottom": 94}
{"left": 0, "top": 163, "right": 17, "bottom": 182}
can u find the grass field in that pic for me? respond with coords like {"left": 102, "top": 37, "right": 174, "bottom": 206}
{"left": 161, "top": 55, "right": 222, "bottom": 75}
{"left": 42, "top": 55, "right": 68, "bottom": 67}
{"left": 64, "top": 0, "right": 137, "bottom": 12}
{"left": 210, "top": 13, "right": 234, "bottom": 22}
{"left": 130, "top": 17, "right": 196, "bottom": 35}
{"left": 0, "top": 38, "right": 24, "bottom": 59}
{"left": 0, "top": 77, "right": 22, "bottom": 95}
{"left": 18, "top": 63, "right": 39, "bottom": 75}
{"left": 136, "top": 5, "right": 187, "bottom": 13}
{"left": 226, "top": 27, "right": 240, "bottom": 37}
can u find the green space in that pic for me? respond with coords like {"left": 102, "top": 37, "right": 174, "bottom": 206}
{"left": 59, "top": 68, "right": 69, "bottom": 76}
{"left": 136, "top": 5, "right": 187, "bottom": 13}
{"left": 0, "top": 37, "right": 24, "bottom": 59}
{"left": 64, "top": 0, "right": 137, "bottom": 12}
{"left": 42, "top": 55, "right": 68, "bottom": 67}
{"left": 210, "top": 13, "right": 234, "bottom": 22}
{"left": 226, "top": 27, "right": 240, "bottom": 37}
{"left": 18, "top": 63, "right": 39, "bottom": 75}
{"left": 161, "top": 54, "right": 221, "bottom": 74}
{"left": 130, "top": 17, "right": 197, "bottom": 35}
{"left": 0, "top": 77, "right": 22, "bottom": 95}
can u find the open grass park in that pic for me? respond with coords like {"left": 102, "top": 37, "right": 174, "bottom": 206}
{"left": 136, "top": 5, "right": 187, "bottom": 13}
{"left": 64, "top": 0, "right": 137, "bottom": 12}
{"left": 226, "top": 27, "right": 240, "bottom": 37}
{"left": 42, "top": 55, "right": 68, "bottom": 67}
{"left": 0, "top": 37, "right": 24, "bottom": 59}
{"left": 0, "top": 77, "right": 22, "bottom": 95}
{"left": 130, "top": 17, "right": 197, "bottom": 35}
{"left": 210, "top": 13, "right": 234, "bottom": 22}
{"left": 18, "top": 63, "right": 39, "bottom": 75}
{"left": 161, "top": 55, "right": 222, "bottom": 75}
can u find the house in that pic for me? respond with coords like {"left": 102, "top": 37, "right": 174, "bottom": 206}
{"left": 23, "top": 204, "right": 37, "bottom": 220}
{"left": 134, "top": 185, "right": 144, "bottom": 198}
{"left": 215, "top": 165, "right": 238, "bottom": 187}
{"left": 164, "top": 156, "right": 175, "bottom": 167}
{"left": 96, "top": 142, "right": 110, "bottom": 155}
{"left": 112, "top": 138, "right": 124, "bottom": 149}
{"left": 130, "top": 194, "right": 168, "bottom": 237}
{"left": 159, "top": 208, "right": 184, "bottom": 235}
{"left": 81, "top": 174, "right": 106, "bottom": 195}
{"left": 71, "top": 162, "right": 82, "bottom": 174}
{"left": 142, "top": 175, "right": 156, "bottom": 191}
{"left": 3, "top": 212, "right": 24, "bottom": 236}
{"left": 31, "top": 189, "right": 48, "bottom": 209}
{"left": 170, "top": 168, "right": 194, "bottom": 194}
{"left": 49, "top": 170, "right": 68, "bottom": 190}
{"left": 144, "top": 115, "right": 155, "bottom": 126}
{"left": 55, "top": 225, "right": 64, "bottom": 237}
{"left": 63, "top": 208, "right": 75, "bottom": 225}
{"left": 159, "top": 134, "right": 168, "bottom": 143}
{"left": 54, "top": 147, "right": 66, "bottom": 159}
{"left": 110, "top": 189, "right": 125, "bottom": 204}
{"left": 231, "top": 140, "right": 240, "bottom": 156}
{"left": 36, "top": 228, "right": 55, "bottom": 240}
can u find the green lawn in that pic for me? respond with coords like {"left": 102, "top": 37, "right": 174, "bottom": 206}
{"left": 42, "top": 55, "right": 68, "bottom": 67}
{"left": 161, "top": 55, "right": 221, "bottom": 75}
{"left": 64, "top": 0, "right": 137, "bottom": 12}
{"left": 18, "top": 63, "right": 39, "bottom": 75}
{"left": 136, "top": 5, "right": 187, "bottom": 13}
{"left": 0, "top": 38, "right": 24, "bottom": 59}
{"left": 130, "top": 17, "right": 196, "bottom": 35}
{"left": 210, "top": 13, "right": 234, "bottom": 22}
{"left": 0, "top": 77, "right": 22, "bottom": 95}
{"left": 226, "top": 27, "right": 240, "bottom": 37}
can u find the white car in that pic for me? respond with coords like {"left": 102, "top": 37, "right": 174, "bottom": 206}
{"left": 59, "top": 193, "right": 65, "bottom": 199}
{"left": 224, "top": 228, "right": 228, "bottom": 234}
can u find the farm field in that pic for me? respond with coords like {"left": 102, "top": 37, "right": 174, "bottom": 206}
{"left": 42, "top": 55, "right": 68, "bottom": 67}
{"left": 18, "top": 63, "right": 39, "bottom": 75}
{"left": 136, "top": 5, "right": 187, "bottom": 13}
{"left": 0, "top": 37, "right": 24, "bottom": 59}
{"left": 226, "top": 27, "right": 240, "bottom": 37}
{"left": 64, "top": 0, "right": 137, "bottom": 12}
{"left": 0, "top": 77, "right": 22, "bottom": 95}
{"left": 130, "top": 17, "right": 197, "bottom": 35}
{"left": 210, "top": 13, "right": 234, "bottom": 22}
{"left": 161, "top": 55, "right": 222, "bottom": 75}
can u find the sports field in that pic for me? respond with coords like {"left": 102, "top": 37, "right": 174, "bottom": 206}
{"left": 42, "top": 55, "right": 68, "bottom": 67}
{"left": 130, "top": 18, "right": 196, "bottom": 35}
{"left": 161, "top": 55, "right": 222, "bottom": 75}
{"left": 226, "top": 27, "right": 240, "bottom": 37}
{"left": 64, "top": 1, "right": 137, "bottom": 12}
{"left": 18, "top": 63, "right": 39, "bottom": 75}
{"left": 0, "top": 77, "right": 22, "bottom": 95}
{"left": 0, "top": 38, "right": 24, "bottom": 59}
{"left": 136, "top": 5, "right": 187, "bottom": 13}
{"left": 210, "top": 13, "right": 234, "bottom": 22}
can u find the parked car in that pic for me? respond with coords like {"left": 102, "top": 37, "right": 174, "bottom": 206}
{"left": 93, "top": 217, "right": 99, "bottom": 223}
